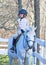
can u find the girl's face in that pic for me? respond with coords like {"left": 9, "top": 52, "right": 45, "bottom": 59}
{"left": 18, "top": 14, "right": 24, "bottom": 18}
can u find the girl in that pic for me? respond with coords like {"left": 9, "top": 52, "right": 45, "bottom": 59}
{"left": 10, "top": 9, "right": 29, "bottom": 53}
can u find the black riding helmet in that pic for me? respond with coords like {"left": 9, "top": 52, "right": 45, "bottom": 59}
{"left": 18, "top": 9, "right": 27, "bottom": 16}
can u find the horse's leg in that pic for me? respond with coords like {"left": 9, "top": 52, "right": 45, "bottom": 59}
{"left": 18, "top": 58, "right": 24, "bottom": 65}
{"left": 26, "top": 57, "right": 31, "bottom": 65}
{"left": 8, "top": 57, "right": 13, "bottom": 65}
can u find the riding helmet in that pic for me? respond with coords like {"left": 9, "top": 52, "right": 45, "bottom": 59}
{"left": 18, "top": 9, "right": 27, "bottom": 16}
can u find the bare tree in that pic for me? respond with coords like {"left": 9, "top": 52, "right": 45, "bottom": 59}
{"left": 34, "top": 0, "right": 40, "bottom": 65}
{"left": 18, "top": 0, "right": 22, "bottom": 11}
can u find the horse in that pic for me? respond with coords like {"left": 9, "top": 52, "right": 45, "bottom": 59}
{"left": 8, "top": 26, "right": 36, "bottom": 65}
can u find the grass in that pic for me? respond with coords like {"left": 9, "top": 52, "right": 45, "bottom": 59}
{"left": 0, "top": 55, "right": 17, "bottom": 65}
{"left": 0, "top": 55, "right": 8, "bottom": 65}
{"left": 0, "top": 55, "right": 32, "bottom": 65}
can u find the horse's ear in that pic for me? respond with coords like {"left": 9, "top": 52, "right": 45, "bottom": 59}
{"left": 28, "top": 26, "right": 37, "bottom": 31}
{"left": 32, "top": 26, "right": 37, "bottom": 31}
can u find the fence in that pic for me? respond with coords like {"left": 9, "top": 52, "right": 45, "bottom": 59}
{"left": 0, "top": 38, "right": 8, "bottom": 55}
{"left": 32, "top": 37, "right": 46, "bottom": 65}
{"left": 0, "top": 37, "right": 46, "bottom": 65}
{"left": 40, "top": 25, "right": 46, "bottom": 65}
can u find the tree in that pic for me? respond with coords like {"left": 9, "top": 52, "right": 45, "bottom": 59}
{"left": 18, "top": 0, "right": 22, "bottom": 11}
{"left": 34, "top": 0, "right": 40, "bottom": 65}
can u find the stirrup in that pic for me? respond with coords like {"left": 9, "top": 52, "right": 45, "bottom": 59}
{"left": 10, "top": 50, "right": 14, "bottom": 53}
{"left": 10, "top": 48, "right": 14, "bottom": 53}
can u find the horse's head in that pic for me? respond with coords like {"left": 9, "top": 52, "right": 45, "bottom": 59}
{"left": 24, "top": 26, "right": 36, "bottom": 49}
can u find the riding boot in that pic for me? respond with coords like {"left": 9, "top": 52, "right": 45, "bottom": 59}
{"left": 10, "top": 33, "right": 22, "bottom": 53}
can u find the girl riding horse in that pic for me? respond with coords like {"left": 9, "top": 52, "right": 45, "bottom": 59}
{"left": 10, "top": 9, "right": 29, "bottom": 53}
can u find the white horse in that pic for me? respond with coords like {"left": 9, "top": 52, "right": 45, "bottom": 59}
{"left": 8, "top": 26, "right": 36, "bottom": 65}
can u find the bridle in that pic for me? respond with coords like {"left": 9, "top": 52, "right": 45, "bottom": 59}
{"left": 23, "top": 33, "right": 35, "bottom": 52}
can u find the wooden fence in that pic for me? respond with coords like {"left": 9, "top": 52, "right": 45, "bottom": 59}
{"left": 0, "top": 38, "right": 8, "bottom": 55}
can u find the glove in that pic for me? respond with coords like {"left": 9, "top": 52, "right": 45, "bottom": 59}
{"left": 21, "top": 29, "right": 24, "bottom": 33}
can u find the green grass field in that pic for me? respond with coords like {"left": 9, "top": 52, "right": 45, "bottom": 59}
{"left": 0, "top": 55, "right": 8, "bottom": 65}
{"left": 0, "top": 55, "right": 17, "bottom": 65}
{"left": 0, "top": 55, "right": 32, "bottom": 65}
